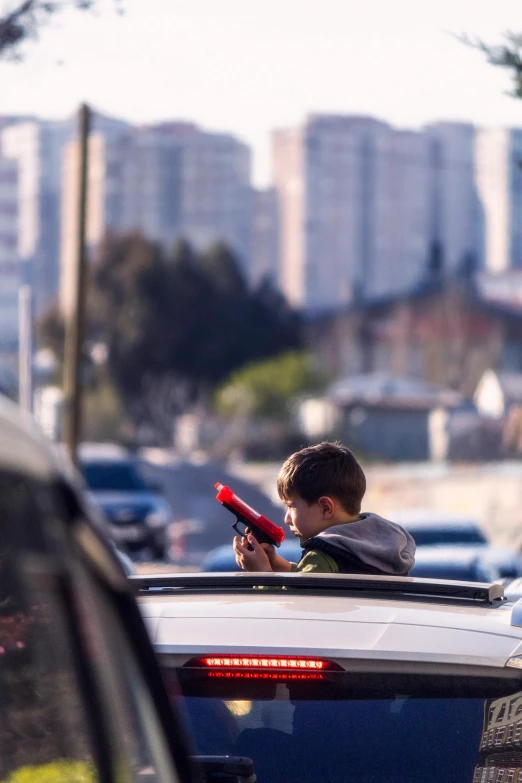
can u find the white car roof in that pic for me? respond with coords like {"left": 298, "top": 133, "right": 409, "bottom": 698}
{"left": 136, "top": 573, "right": 522, "bottom": 671}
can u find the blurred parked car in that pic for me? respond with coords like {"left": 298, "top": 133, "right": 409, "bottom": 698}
{"left": 200, "top": 540, "right": 502, "bottom": 582}
{"left": 200, "top": 540, "right": 302, "bottom": 572}
{"left": 79, "top": 443, "right": 173, "bottom": 560}
{"left": 391, "top": 508, "right": 522, "bottom": 579}
{"left": 410, "top": 546, "right": 502, "bottom": 583}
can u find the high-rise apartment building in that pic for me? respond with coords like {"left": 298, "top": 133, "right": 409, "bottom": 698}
{"left": 0, "top": 157, "right": 21, "bottom": 350}
{"left": 1, "top": 113, "right": 128, "bottom": 316}
{"left": 273, "top": 115, "right": 433, "bottom": 311}
{"left": 251, "top": 188, "right": 279, "bottom": 284}
{"left": 426, "top": 122, "right": 480, "bottom": 275}
{"left": 60, "top": 123, "right": 252, "bottom": 311}
{"left": 363, "top": 127, "right": 432, "bottom": 299}
{"left": 1, "top": 120, "right": 71, "bottom": 315}
{"left": 475, "top": 128, "right": 522, "bottom": 273}
{"left": 177, "top": 129, "right": 251, "bottom": 265}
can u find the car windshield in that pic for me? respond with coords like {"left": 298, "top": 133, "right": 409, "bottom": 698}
{"left": 163, "top": 668, "right": 522, "bottom": 783}
{"left": 81, "top": 461, "right": 147, "bottom": 492}
{"left": 407, "top": 527, "right": 488, "bottom": 546}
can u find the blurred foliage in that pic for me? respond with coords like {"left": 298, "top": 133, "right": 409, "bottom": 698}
{"left": 37, "top": 233, "right": 302, "bottom": 441}
{"left": 0, "top": 0, "right": 124, "bottom": 59}
{"left": 82, "top": 378, "right": 133, "bottom": 443}
{"left": 461, "top": 31, "right": 522, "bottom": 99}
{"left": 215, "top": 351, "right": 327, "bottom": 420}
{"left": 3, "top": 760, "right": 96, "bottom": 783}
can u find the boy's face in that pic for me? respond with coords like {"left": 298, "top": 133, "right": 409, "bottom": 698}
{"left": 282, "top": 495, "right": 329, "bottom": 542}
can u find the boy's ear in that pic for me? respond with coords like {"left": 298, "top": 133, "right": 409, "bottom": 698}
{"left": 318, "top": 496, "right": 335, "bottom": 519}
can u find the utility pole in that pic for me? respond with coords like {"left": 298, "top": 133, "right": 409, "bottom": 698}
{"left": 18, "top": 285, "right": 33, "bottom": 413}
{"left": 63, "top": 103, "right": 90, "bottom": 467}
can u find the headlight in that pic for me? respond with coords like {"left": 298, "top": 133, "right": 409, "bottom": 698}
{"left": 145, "top": 510, "right": 169, "bottom": 528}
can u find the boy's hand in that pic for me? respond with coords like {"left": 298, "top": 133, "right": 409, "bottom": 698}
{"left": 233, "top": 534, "right": 273, "bottom": 572}
{"left": 260, "top": 543, "right": 293, "bottom": 573}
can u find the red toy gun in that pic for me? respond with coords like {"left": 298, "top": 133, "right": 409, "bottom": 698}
{"left": 215, "top": 483, "right": 285, "bottom": 547}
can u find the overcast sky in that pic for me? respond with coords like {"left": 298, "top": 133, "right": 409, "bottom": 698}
{"left": 2, "top": 0, "right": 522, "bottom": 184}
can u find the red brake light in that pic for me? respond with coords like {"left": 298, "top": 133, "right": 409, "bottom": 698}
{"left": 207, "top": 671, "right": 324, "bottom": 681}
{"left": 185, "top": 655, "right": 341, "bottom": 671}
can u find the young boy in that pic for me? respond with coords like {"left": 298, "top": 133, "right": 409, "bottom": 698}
{"left": 233, "top": 441, "right": 415, "bottom": 574}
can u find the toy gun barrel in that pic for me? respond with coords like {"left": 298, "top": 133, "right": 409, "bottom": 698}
{"left": 215, "top": 483, "right": 285, "bottom": 547}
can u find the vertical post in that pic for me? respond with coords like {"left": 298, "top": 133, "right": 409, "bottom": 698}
{"left": 63, "top": 104, "right": 90, "bottom": 467}
{"left": 18, "top": 285, "right": 33, "bottom": 413}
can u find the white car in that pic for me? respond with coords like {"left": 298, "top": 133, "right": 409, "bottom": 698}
{"left": 134, "top": 571, "right": 522, "bottom": 783}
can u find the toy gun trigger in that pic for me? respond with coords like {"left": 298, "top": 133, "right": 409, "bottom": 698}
{"left": 232, "top": 518, "right": 246, "bottom": 538}
{"left": 232, "top": 518, "right": 255, "bottom": 551}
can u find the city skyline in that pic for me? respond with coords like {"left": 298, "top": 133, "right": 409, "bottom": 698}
{"left": 2, "top": 0, "right": 522, "bottom": 186}
{"left": 2, "top": 104, "right": 522, "bottom": 355}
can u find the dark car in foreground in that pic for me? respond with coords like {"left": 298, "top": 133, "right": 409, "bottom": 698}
{"left": 79, "top": 443, "right": 173, "bottom": 560}
{"left": 0, "top": 394, "right": 203, "bottom": 783}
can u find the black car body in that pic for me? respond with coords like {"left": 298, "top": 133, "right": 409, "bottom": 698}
{"left": 0, "top": 394, "right": 199, "bottom": 783}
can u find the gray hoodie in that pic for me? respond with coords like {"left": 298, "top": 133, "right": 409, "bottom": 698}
{"left": 302, "top": 512, "right": 416, "bottom": 576}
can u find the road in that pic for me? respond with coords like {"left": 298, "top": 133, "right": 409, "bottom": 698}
{"left": 135, "top": 451, "right": 284, "bottom": 566}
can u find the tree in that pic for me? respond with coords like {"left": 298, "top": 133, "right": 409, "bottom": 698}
{"left": 461, "top": 32, "right": 522, "bottom": 99}
{"left": 215, "top": 351, "right": 326, "bottom": 420}
{"left": 0, "top": 0, "right": 124, "bottom": 59}
{"left": 37, "top": 233, "right": 303, "bottom": 443}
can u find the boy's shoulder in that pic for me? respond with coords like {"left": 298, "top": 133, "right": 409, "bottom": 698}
{"left": 294, "top": 548, "right": 339, "bottom": 574}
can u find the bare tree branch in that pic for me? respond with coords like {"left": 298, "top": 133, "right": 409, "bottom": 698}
{"left": 459, "top": 31, "right": 522, "bottom": 99}
{"left": 0, "top": 0, "right": 123, "bottom": 59}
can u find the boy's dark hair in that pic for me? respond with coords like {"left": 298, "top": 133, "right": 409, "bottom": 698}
{"left": 277, "top": 442, "right": 366, "bottom": 515}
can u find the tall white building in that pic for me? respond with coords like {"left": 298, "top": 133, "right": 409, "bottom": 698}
{"left": 177, "top": 129, "right": 251, "bottom": 266}
{"left": 426, "top": 122, "right": 480, "bottom": 274}
{"left": 364, "top": 128, "right": 432, "bottom": 299}
{"left": 475, "top": 128, "right": 522, "bottom": 273}
{"left": 273, "top": 115, "right": 433, "bottom": 311}
{"left": 60, "top": 123, "right": 253, "bottom": 311}
{"left": 0, "top": 157, "right": 21, "bottom": 350}
{"left": 1, "top": 120, "right": 71, "bottom": 315}
{"left": 251, "top": 188, "right": 279, "bottom": 284}
{"left": 1, "top": 113, "right": 128, "bottom": 316}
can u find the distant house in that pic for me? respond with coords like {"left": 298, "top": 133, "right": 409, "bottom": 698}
{"left": 307, "top": 274, "right": 522, "bottom": 398}
{"left": 473, "top": 370, "right": 522, "bottom": 457}
{"left": 325, "top": 373, "right": 464, "bottom": 461}
{"left": 474, "top": 370, "right": 522, "bottom": 419}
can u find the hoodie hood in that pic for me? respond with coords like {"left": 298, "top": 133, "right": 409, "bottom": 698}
{"left": 309, "top": 512, "right": 416, "bottom": 576}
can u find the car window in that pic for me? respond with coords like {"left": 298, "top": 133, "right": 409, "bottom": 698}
{"left": 407, "top": 527, "right": 488, "bottom": 546}
{"left": 82, "top": 461, "right": 148, "bottom": 492}
{"left": 0, "top": 473, "right": 99, "bottom": 781}
{"left": 165, "top": 667, "right": 522, "bottom": 783}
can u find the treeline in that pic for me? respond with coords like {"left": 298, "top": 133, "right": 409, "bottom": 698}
{"left": 39, "top": 234, "right": 302, "bottom": 441}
